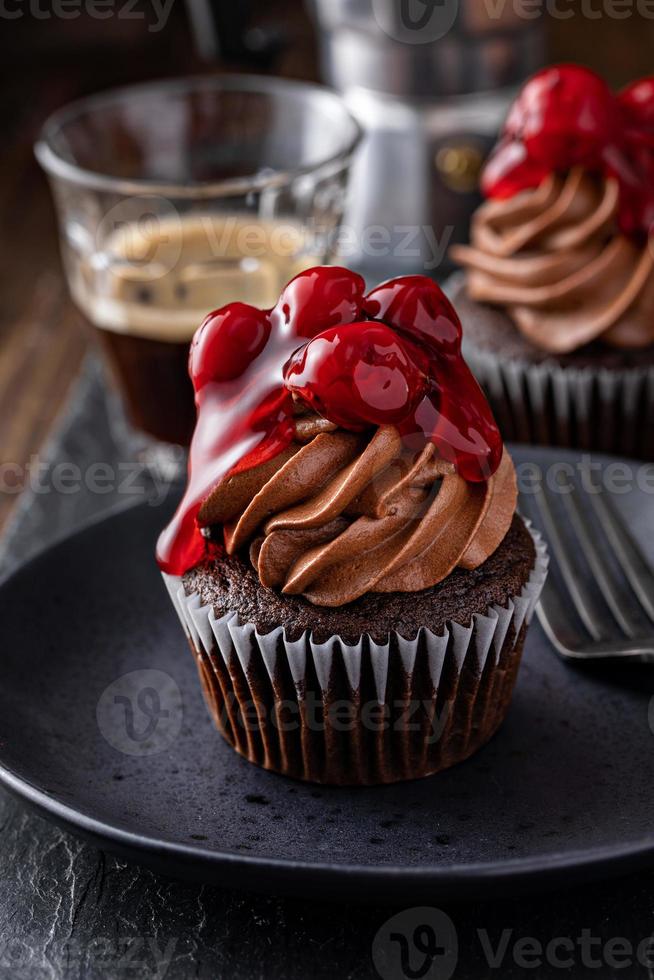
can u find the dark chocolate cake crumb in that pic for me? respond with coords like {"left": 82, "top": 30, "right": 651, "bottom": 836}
{"left": 183, "top": 514, "right": 535, "bottom": 645}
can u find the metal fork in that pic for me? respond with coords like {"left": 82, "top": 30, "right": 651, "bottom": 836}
{"left": 519, "top": 471, "right": 654, "bottom": 662}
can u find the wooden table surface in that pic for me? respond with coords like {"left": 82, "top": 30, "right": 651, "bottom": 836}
{"left": 1, "top": 2, "right": 652, "bottom": 534}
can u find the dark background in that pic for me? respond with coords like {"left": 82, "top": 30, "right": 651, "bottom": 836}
{"left": 2, "top": 2, "right": 654, "bottom": 978}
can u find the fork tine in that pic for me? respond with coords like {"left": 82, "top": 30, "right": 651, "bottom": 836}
{"left": 531, "top": 481, "right": 606, "bottom": 641}
{"left": 536, "top": 577, "right": 591, "bottom": 658}
{"left": 534, "top": 580, "right": 651, "bottom": 659}
{"left": 589, "top": 490, "right": 654, "bottom": 622}
{"left": 562, "top": 488, "right": 638, "bottom": 638}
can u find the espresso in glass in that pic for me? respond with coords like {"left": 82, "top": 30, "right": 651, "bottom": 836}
{"left": 72, "top": 214, "right": 321, "bottom": 446}
{"left": 36, "top": 76, "right": 361, "bottom": 449}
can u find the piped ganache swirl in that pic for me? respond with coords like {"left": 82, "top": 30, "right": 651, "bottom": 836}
{"left": 197, "top": 416, "right": 517, "bottom": 608}
{"left": 451, "top": 168, "right": 654, "bottom": 354}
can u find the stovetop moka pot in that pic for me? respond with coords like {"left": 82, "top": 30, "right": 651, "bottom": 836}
{"left": 307, "top": 0, "right": 548, "bottom": 275}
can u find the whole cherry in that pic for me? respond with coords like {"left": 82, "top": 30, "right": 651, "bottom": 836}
{"left": 273, "top": 266, "right": 366, "bottom": 339}
{"left": 482, "top": 64, "right": 620, "bottom": 198}
{"left": 189, "top": 303, "right": 271, "bottom": 390}
{"left": 504, "top": 64, "right": 618, "bottom": 170}
{"left": 603, "top": 78, "right": 654, "bottom": 237}
{"left": 365, "top": 276, "right": 462, "bottom": 354}
{"left": 619, "top": 77, "right": 654, "bottom": 136}
{"left": 284, "top": 321, "right": 427, "bottom": 429}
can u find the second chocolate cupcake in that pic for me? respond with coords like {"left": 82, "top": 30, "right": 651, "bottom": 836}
{"left": 451, "top": 65, "right": 654, "bottom": 459}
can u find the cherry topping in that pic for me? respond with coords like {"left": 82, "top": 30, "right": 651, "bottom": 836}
{"left": 619, "top": 77, "right": 654, "bottom": 133}
{"left": 157, "top": 268, "right": 504, "bottom": 576}
{"left": 284, "top": 322, "right": 428, "bottom": 429}
{"left": 482, "top": 65, "right": 618, "bottom": 199}
{"left": 189, "top": 304, "right": 271, "bottom": 388}
{"left": 480, "top": 64, "right": 654, "bottom": 238}
{"left": 366, "top": 277, "right": 502, "bottom": 481}
{"left": 365, "top": 275, "right": 462, "bottom": 353}
{"left": 273, "top": 266, "right": 366, "bottom": 339}
{"left": 480, "top": 138, "right": 551, "bottom": 201}
{"left": 614, "top": 78, "right": 654, "bottom": 236}
{"left": 504, "top": 65, "right": 617, "bottom": 170}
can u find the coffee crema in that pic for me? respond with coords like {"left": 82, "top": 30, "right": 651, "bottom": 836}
{"left": 68, "top": 214, "right": 324, "bottom": 444}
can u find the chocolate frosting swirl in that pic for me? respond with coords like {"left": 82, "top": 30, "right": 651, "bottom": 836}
{"left": 198, "top": 420, "right": 517, "bottom": 607}
{"left": 451, "top": 168, "right": 654, "bottom": 354}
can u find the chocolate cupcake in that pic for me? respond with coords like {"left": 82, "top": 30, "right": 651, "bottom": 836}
{"left": 450, "top": 65, "right": 654, "bottom": 459}
{"left": 160, "top": 267, "right": 548, "bottom": 785}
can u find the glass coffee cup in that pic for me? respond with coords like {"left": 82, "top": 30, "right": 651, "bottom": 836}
{"left": 36, "top": 75, "right": 362, "bottom": 451}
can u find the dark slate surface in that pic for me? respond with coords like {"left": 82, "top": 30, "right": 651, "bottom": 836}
{"left": 2, "top": 360, "right": 654, "bottom": 980}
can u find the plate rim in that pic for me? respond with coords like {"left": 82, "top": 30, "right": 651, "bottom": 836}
{"left": 1, "top": 753, "right": 654, "bottom": 896}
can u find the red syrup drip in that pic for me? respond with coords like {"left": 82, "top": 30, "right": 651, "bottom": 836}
{"left": 156, "top": 268, "right": 503, "bottom": 576}
{"left": 481, "top": 64, "right": 654, "bottom": 239}
{"left": 614, "top": 77, "right": 654, "bottom": 237}
{"left": 363, "top": 277, "right": 502, "bottom": 482}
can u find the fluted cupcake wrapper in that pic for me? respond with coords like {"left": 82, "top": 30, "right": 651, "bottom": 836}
{"left": 463, "top": 342, "right": 654, "bottom": 460}
{"left": 162, "top": 523, "right": 548, "bottom": 785}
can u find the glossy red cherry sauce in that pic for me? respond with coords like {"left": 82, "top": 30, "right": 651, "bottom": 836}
{"left": 481, "top": 64, "right": 654, "bottom": 239}
{"left": 157, "top": 267, "right": 502, "bottom": 576}
{"left": 614, "top": 77, "right": 654, "bottom": 237}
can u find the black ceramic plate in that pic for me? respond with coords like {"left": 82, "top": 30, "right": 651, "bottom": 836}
{"left": 0, "top": 446, "right": 653, "bottom": 901}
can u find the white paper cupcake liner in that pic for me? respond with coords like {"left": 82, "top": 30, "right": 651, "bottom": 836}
{"left": 463, "top": 342, "right": 654, "bottom": 460}
{"left": 163, "top": 522, "right": 548, "bottom": 785}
